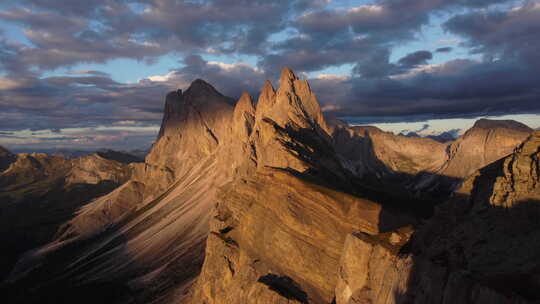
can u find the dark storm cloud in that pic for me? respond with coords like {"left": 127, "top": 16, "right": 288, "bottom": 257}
{"left": 435, "top": 47, "right": 453, "bottom": 53}
{"left": 444, "top": 1, "right": 540, "bottom": 65}
{"left": 352, "top": 49, "right": 433, "bottom": 79}
{"left": 259, "top": 0, "right": 516, "bottom": 73}
{"left": 68, "top": 70, "right": 111, "bottom": 77}
{"left": 0, "top": 0, "right": 324, "bottom": 70}
{"left": 0, "top": 53, "right": 268, "bottom": 133}
{"left": 398, "top": 51, "right": 433, "bottom": 68}
{"left": 261, "top": 2, "right": 426, "bottom": 74}
{"left": 0, "top": 73, "right": 171, "bottom": 131}
{"left": 320, "top": 57, "right": 540, "bottom": 118}
{"left": 352, "top": 48, "right": 396, "bottom": 79}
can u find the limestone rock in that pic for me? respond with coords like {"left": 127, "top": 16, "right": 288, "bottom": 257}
{"left": 148, "top": 79, "right": 235, "bottom": 171}
{"left": 249, "top": 67, "right": 336, "bottom": 174}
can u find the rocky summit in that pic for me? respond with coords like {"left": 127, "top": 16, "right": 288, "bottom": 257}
{"left": 1, "top": 68, "right": 538, "bottom": 304}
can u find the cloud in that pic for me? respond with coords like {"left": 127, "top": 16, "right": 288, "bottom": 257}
{"left": 444, "top": 1, "right": 540, "bottom": 65}
{"left": 0, "top": 55, "right": 266, "bottom": 148}
{"left": 318, "top": 57, "right": 540, "bottom": 118}
{"left": 435, "top": 47, "right": 453, "bottom": 53}
{"left": 397, "top": 50, "right": 433, "bottom": 68}
{"left": 0, "top": 0, "right": 327, "bottom": 71}
{"left": 68, "top": 70, "right": 111, "bottom": 77}
{"left": 352, "top": 49, "right": 433, "bottom": 79}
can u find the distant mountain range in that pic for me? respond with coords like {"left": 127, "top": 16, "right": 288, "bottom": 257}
{"left": 1, "top": 68, "right": 539, "bottom": 304}
{"left": 7, "top": 148, "right": 147, "bottom": 161}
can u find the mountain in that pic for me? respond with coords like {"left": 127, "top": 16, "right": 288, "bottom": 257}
{"left": 333, "top": 118, "right": 532, "bottom": 198}
{"left": 0, "top": 146, "right": 16, "bottom": 172}
{"left": 2, "top": 77, "right": 239, "bottom": 303}
{"left": 1, "top": 68, "right": 535, "bottom": 304}
{"left": 334, "top": 130, "right": 540, "bottom": 303}
{"left": 399, "top": 128, "right": 461, "bottom": 143}
{"left": 426, "top": 130, "right": 459, "bottom": 142}
{"left": 95, "top": 149, "right": 144, "bottom": 164}
{"left": 50, "top": 149, "right": 96, "bottom": 159}
{"left": 49, "top": 148, "right": 145, "bottom": 162}
{"left": 0, "top": 153, "right": 132, "bottom": 281}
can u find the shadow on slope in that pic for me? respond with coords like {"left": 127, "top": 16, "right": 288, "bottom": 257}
{"left": 1, "top": 162, "right": 214, "bottom": 304}
{"left": 258, "top": 274, "right": 309, "bottom": 304}
{"left": 0, "top": 179, "right": 121, "bottom": 281}
{"left": 393, "top": 154, "right": 540, "bottom": 303}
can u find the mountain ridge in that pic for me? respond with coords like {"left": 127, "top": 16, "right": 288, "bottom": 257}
{"left": 1, "top": 67, "right": 537, "bottom": 304}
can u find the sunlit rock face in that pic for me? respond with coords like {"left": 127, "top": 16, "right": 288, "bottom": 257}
{"left": 189, "top": 68, "right": 398, "bottom": 304}
{"left": 148, "top": 80, "right": 235, "bottom": 172}
{"left": 2, "top": 67, "right": 536, "bottom": 304}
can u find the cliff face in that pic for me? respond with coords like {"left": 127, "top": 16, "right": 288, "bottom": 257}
{"left": 335, "top": 131, "right": 540, "bottom": 304}
{"left": 148, "top": 80, "right": 235, "bottom": 172}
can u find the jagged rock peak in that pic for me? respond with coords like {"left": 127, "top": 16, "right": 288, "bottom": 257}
{"left": 277, "top": 66, "right": 307, "bottom": 96}
{"left": 279, "top": 66, "right": 297, "bottom": 83}
{"left": 234, "top": 92, "right": 255, "bottom": 115}
{"left": 259, "top": 80, "right": 275, "bottom": 102}
{"left": 256, "top": 67, "right": 326, "bottom": 130}
{"left": 255, "top": 80, "right": 276, "bottom": 121}
{"left": 184, "top": 78, "right": 223, "bottom": 99}
{"left": 228, "top": 91, "right": 257, "bottom": 172}
{"left": 471, "top": 118, "right": 532, "bottom": 132}
{"left": 233, "top": 91, "right": 256, "bottom": 138}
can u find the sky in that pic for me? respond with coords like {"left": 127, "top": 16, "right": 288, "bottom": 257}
{"left": 0, "top": 0, "right": 539, "bottom": 151}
